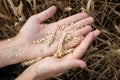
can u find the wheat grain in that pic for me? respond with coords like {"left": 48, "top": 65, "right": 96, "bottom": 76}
{"left": 7, "top": 39, "right": 11, "bottom": 42}
{"left": 64, "top": 7, "right": 72, "bottom": 12}
{"left": 18, "top": 49, "right": 22, "bottom": 52}
{"left": 87, "top": 0, "right": 93, "bottom": 11}
{"left": 22, "top": 28, "right": 76, "bottom": 65}
{"left": 59, "top": 25, "right": 66, "bottom": 30}
{"left": 26, "top": 44, "right": 30, "bottom": 47}
{"left": 21, "top": 56, "right": 43, "bottom": 66}
{"left": 54, "top": 32, "right": 67, "bottom": 58}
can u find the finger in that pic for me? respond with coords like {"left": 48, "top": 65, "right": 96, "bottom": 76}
{"left": 64, "top": 29, "right": 100, "bottom": 59}
{"left": 64, "top": 25, "right": 92, "bottom": 49}
{"left": 54, "top": 12, "right": 88, "bottom": 28}
{"left": 52, "top": 26, "right": 92, "bottom": 50}
{"left": 33, "top": 57, "right": 86, "bottom": 78}
{"left": 70, "top": 25, "right": 92, "bottom": 37}
{"left": 64, "top": 17, "right": 94, "bottom": 32}
{"left": 33, "top": 6, "right": 57, "bottom": 23}
{"left": 73, "top": 30, "right": 100, "bottom": 59}
{"left": 64, "top": 36, "right": 84, "bottom": 49}
{"left": 59, "top": 59, "right": 87, "bottom": 70}
{"left": 73, "top": 17, "right": 94, "bottom": 29}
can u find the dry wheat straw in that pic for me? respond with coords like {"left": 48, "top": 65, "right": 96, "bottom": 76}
{"left": 21, "top": 57, "right": 43, "bottom": 66}
{"left": 22, "top": 27, "right": 77, "bottom": 66}
{"left": 87, "top": 0, "right": 93, "bottom": 11}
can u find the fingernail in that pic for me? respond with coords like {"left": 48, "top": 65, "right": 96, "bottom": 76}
{"left": 80, "top": 63, "right": 87, "bottom": 68}
{"left": 85, "top": 25, "right": 92, "bottom": 31}
{"left": 94, "top": 29, "right": 101, "bottom": 36}
{"left": 85, "top": 25, "right": 89, "bottom": 27}
{"left": 85, "top": 25, "right": 90, "bottom": 29}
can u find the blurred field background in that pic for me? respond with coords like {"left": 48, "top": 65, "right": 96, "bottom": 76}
{"left": 0, "top": 0, "right": 120, "bottom": 80}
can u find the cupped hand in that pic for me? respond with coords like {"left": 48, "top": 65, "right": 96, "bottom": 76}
{"left": 16, "top": 6, "right": 94, "bottom": 61}
{"left": 16, "top": 29, "right": 100, "bottom": 80}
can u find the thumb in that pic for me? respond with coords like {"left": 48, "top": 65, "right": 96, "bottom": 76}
{"left": 33, "top": 6, "right": 57, "bottom": 23}
{"left": 59, "top": 59, "right": 87, "bottom": 71}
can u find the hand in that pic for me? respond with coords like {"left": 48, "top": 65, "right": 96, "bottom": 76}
{"left": 15, "top": 6, "right": 95, "bottom": 62}
{"left": 16, "top": 29, "right": 100, "bottom": 80}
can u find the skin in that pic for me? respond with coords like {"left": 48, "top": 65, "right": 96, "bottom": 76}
{"left": 0, "top": 6, "right": 100, "bottom": 80}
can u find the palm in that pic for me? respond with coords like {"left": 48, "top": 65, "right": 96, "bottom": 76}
{"left": 19, "top": 21, "right": 58, "bottom": 57}
{"left": 16, "top": 6, "right": 100, "bottom": 79}
{"left": 19, "top": 18, "right": 74, "bottom": 58}
{"left": 17, "top": 6, "right": 98, "bottom": 60}
{"left": 19, "top": 20, "right": 47, "bottom": 42}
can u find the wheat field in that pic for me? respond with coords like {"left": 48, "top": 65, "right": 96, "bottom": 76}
{"left": 0, "top": 0, "right": 120, "bottom": 80}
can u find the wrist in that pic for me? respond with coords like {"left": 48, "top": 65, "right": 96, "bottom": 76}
{"left": 16, "top": 65, "right": 37, "bottom": 80}
{"left": 6, "top": 35, "right": 27, "bottom": 65}
{"left": 7, "top": 36, "right": 25, "bottom": 64}
{"left": 0, "top": 36, "right": 26, "bottom": 67}
{"left": 16, "top": 64, "right": 46, "bottom": 80}
{"left": 12, "top": 35, "right": 29, "bottom": 62}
